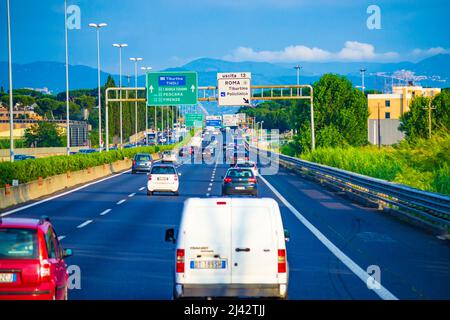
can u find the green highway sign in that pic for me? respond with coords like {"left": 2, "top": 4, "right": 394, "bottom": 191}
{"left": 185, "top": 114, "right": 204, "bottom": 127}
{"left": 147, "top": 72, "right": 198, "bottom": 106}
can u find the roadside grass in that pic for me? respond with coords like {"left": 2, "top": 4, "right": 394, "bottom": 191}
{"left": 296, "top": 134, "right": 450, "bottom": 196}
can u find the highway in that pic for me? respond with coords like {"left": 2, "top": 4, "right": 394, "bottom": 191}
{"left": 1, "top": 155, "right": 450, "bottom": 300}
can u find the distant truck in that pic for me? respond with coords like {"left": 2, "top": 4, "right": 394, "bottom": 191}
{"left": 146, "top": 132, "right": 157, "bottom": 145}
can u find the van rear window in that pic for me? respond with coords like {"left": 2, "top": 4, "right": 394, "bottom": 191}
{"left": 0, "top": 228, "right": 38, "bottom": 259}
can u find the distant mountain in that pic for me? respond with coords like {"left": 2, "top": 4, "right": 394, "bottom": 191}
{"left": 1, "top": 54, "right": 449, "bottom": 94}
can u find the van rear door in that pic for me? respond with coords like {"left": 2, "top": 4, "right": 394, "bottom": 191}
{"left": 183, "top": 199, "right": 232, "bottom": 284}
{"left": 231, "top": 199, "right": 278, "bottom": 284}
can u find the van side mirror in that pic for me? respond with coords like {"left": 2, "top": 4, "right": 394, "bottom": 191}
{"left": 165, "top": 228, "right": 176, "bottom": 243}
{"left": 63, "top": 248, "right": 73, "bottom": 258}
{"left": 284, "top": 229, "right": 290, "bottom": 242}
{"left": 178, "top": 173, "right": 182, "bottom": 176}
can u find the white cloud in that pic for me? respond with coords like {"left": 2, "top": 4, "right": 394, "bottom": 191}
{"left": 224, "top": 41, "right": 400, "bottom": 62}
{"left": 411, "top": 47, "right": 449, "bottom": 58}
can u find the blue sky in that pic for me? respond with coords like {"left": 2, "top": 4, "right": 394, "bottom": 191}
{"left": 0, "top": 0, "right": 449, "bottom": 74}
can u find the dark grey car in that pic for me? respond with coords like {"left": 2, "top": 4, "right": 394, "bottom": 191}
{"left": 132, "top": 153, "right": 153, "bottom": 174}
{"left": 221, "top": 168, "right": 258, "bottom": 197}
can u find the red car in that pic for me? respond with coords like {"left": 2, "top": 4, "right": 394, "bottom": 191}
{"left": 0, "top": 217, "right": 72, "bottom": 300}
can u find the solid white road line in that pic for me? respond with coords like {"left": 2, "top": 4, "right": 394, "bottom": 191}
{"left": 77, "top": 220, "right": 93, "bottom": 229}
{"left": 100, "top": 209, "right": 112, "bottom": 216}
{"left": 128, "top": 193, "right": 136, "bottom": 197}
{"left": 0, "top": 169, "right": 132, "bottom": 217}
{"left": 139, "top": 187, "right": 145, "bottom": 191}
{"left": 116, "top": 199, "right": 126, "bottom": 205}
{"left": 258, "top": 174, "right": 399, "bottom": 301}
{"left": 58, "top": 235, "right": 66, "bottom": 241}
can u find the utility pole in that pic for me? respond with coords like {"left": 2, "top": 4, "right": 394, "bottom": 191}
{"left": 423, "top": 99, "right": 436, "bottom": 139}
{"left": 377, "top": 102, "right": 381, "bottom": 149}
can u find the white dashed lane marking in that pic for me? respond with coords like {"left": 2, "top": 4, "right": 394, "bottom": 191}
{"left": 100, "top": 209, "right": 112, "bottom": 216}
{"left": 58, "top": 235, "right": 66, "bottom": 241}
{"left": 117, "top": 199, "right": 126, "bottom": 205}
{"left": 77, "top": 220, "right": 93, "bottom": 229}
{"left": 139, "top": 187, "right": 145, "bottom": 191}
{"left": 128, "top": 193, "right": 136, "bottom": 197}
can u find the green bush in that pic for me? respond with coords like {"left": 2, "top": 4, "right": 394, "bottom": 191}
{"left": 0, "top": 145, "right": 173, "bottom": 187}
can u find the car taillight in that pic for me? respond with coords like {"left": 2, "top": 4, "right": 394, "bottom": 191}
{"left": 278, "top": 249, "right": 286, "bottom": 273}
{"left": 174, "top": 174, "right": 178, "bottom": 181}
{"left": 224, "top": 177, "right": 232, "bottom": 183}
{"left": 176, "top": 249, "right": 185, "bottom": 273}
{"left": 132, "top": 160, "right": 136, "bottom": 166}
{"left": 39, "top": 259, "right": 51, "bottom": 281}
{"left": 248, "top": 177, "right": 257, "bottom": 183}
{"left": 148, "top": 175, "right": 152, "bottom": 181}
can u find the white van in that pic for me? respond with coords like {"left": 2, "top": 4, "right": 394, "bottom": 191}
{"left": 165, "top": 198, "right": 289, "bottom": 299}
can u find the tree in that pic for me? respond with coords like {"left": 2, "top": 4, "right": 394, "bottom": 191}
{"left": 35, "top": 98, "right": 60, "bottom": 119}
{"left": 24, "top": 122, "right": 65, "bottom": 147}
{"left": 399, "top": 91, "right": 450, "bottom": 140}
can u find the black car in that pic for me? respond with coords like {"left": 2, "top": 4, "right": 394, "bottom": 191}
{"left": 132, "top": 153, "right": 153, "bottom": 174}
{"left": 222, "top": 168, "right": 258, "bottom": 197}
{"left": 14, "top": 154, "right": 36, "bottom": 161}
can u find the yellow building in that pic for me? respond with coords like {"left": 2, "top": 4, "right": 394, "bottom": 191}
{"left": 367, "top": 85, "right": 441, "bottom": 145}
{"left": 368, "top": 86, "right": 441, "bottom": 120}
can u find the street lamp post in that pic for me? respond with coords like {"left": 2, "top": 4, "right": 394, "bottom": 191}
{"left": 141, "top": 66, "right": 152, "bottom": 145}
{"left": 89, "top": 23, "right": 107, "bottom": 151}
{"left": 64, "top": 0, "right": 71, "bottom": 155}
{"left": 360, "top": 68, "right": 367, "bottom": 94}
{"left": 294, "top": 65, "right": 302, "bottom": 96}
{"left": 112, "top": 43, "right": 128, "bottom": 149}
{"left": 130, "top": 57, "right": 143, "bottom": 145}
{"left": 6, "top": 0, "right": 14, "bottom": 162}
{"left": 260, "top": 121, "right": 264, "bottom": 141}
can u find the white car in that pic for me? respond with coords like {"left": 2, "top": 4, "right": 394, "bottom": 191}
{"left": 165, "top": 198, "right": 289, "bottom": 299}
{"left": 161, "top": 151, "right": 177, "bottom": 163}
{"left": 147, "top": 164, "right": 180, "bottom": 196}
{"left": 235, "top": 161, "right": 258, "bottom": 177}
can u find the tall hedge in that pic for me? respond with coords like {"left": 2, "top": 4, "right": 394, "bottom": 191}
{"left": 0, "top": 145, "right": 172, "bottom": 187}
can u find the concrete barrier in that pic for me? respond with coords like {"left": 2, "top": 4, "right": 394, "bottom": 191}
{"left": 0, "top": 153, "right": 160, "bottom": 210}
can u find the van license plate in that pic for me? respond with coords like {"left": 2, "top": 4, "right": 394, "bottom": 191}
{"left": 190, "top": 260, "right": 226, "bottom": 269}
{"left": 158, "top": 177, "right": 168, "bottom": 181}
{"left": 0, "top": 273, "right": 16, "bottom": 283}
{"left": 235, "top": 186, "right": 245, "bottom": 190}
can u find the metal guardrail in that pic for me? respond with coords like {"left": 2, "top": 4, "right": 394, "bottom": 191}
{"left": 246, "top": 141, "right": 450, "bottom": 230}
